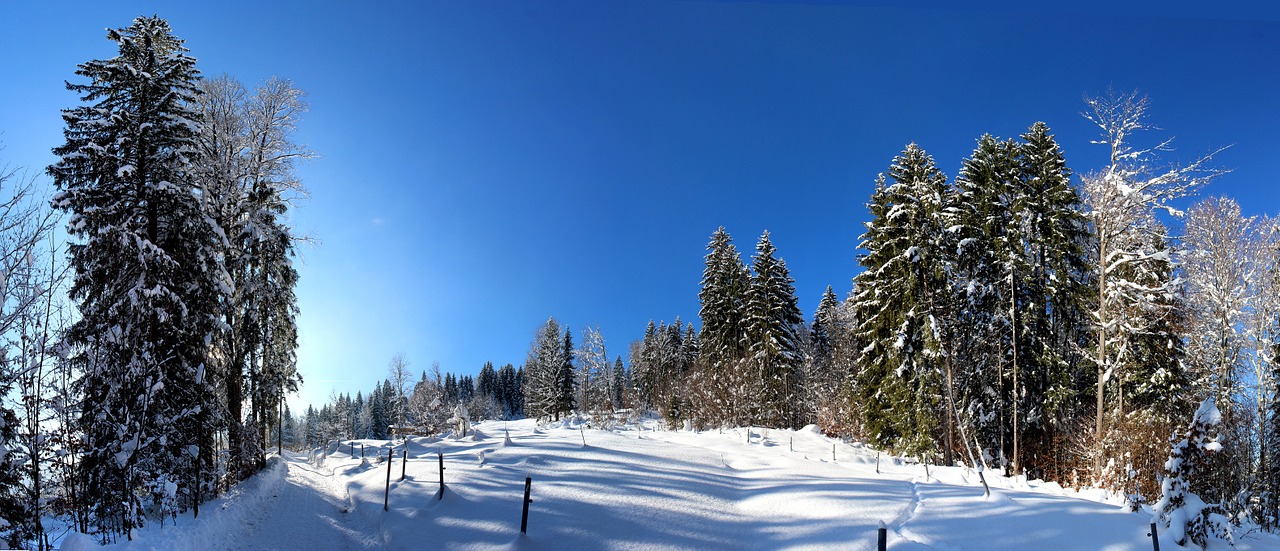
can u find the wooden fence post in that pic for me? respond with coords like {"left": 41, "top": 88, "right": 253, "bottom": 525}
{"left": 193, "top": 458, "right": 200, "bottom": 517}
{"left": 401, "top": 447, "right": 407, "bottom": 481}
{"left": 437, "top": 452, "right": 446, "bottom": 500}
{"left": 520, "top": 476, "right": 533, "bottom": 534}
{"left": 1148, "top": 521, "right": 1160, "bottom": 551}
{"left": 384, "top": 447, "right": 393, "bottom": 511}
{"left": 877, "top": 523, "right": 887, "bottom": 551}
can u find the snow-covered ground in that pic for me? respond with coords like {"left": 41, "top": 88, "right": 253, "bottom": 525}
{"left": 58, "top": 418, "right": 1280, "bottom": 550}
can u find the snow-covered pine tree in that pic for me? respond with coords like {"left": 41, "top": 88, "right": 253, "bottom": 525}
{"left": 0, "top": 344, "right": 29, "bottom": 546}
{"left": 478, "top": 362, "right": 499, "bottom": 403}
{"left": 1015, "top": 122, "right": 1092, "bottom": 478}
{"left": 611, "top": 356, "right": 626, "bottom": 411}
{"left": 632, "top": 321, "right": 658, "bottom": 410}
{"left": 524, "top": 318, "right": 563, "bottom": 421}
{"left": 496, "top": 363, "right": 518, "bottom": 419}
{"left": 947, "top": 134, "right": 1023, "bottom": 468}
{"left": 851, "top": 144, "right": 951, "bottom": 457}
{"left": 369, "top": 384, "right": 388, "bottom": 439}
{"left": 556, "top": 328, "right": 577, "bottom": 419}
{"left": 796, "top": 286, "right": 840, "bottom": 429}
{"left": 745, "top": 231, "right": 803, "bottom": 428}
{"left": 281, "top": 404, "right": 298, "bottom": 450}
{"left": 1154, "top": 398, "right": 1232, "bottom": 549}
{"left": 49, "top": 16, "right": 225, "bottom": 537}
{"left": 1105, "top": 226, "right": 1190, "bottom": 502}
{"left": 695, "top": 227, "right": 750, "bottom": 427}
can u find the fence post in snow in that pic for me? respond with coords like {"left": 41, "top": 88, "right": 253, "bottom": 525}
{"left": 876, "top": 451, "right": 881, "bottom": 474}
{"left": 790, "top": 437, "right": 793, "bottom": 452}
{"left": 194, "top": 458, "right": 201, "bottom": 519}
{"left": 401, "top": 447, "right": 408, "bottom": 481}
{"left": 437, "top": 452, "right": 446, "bottom": 500}
{"left": 384, "top": 447, "right": 393, "bottom": 511}
{"left": 877, "top": 521, "right": 887, "bottom": 551}
{"left": 520, "top": 476, "right": 533, "bottom": 534}
{"left": 1148, "top": 521, "right": 1160, "bottom": 551}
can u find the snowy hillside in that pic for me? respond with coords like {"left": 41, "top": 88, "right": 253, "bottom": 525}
{"left": 60, "top": 418, "right": 1280, "bottom": 551}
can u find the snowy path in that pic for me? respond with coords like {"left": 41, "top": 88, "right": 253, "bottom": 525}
{"left": 63, "top": 419, "right": 1280, "bottom": 550}
{"left": 227, "top": 455, "right": 387, "bottom": 550}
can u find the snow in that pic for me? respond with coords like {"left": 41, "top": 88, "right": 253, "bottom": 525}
{"left": 58, "top": 418, "right": 1280, "bottom": 551}
{"left": 1195, "top": 397, "right": 1223, "bottom": 426}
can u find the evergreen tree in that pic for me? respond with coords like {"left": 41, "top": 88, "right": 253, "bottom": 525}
{"left": 1154, "top": 398, "right": 1231, "bottom": 548}
{"left": 497, "top": 363, "right": 517, "bottom": 419}
{"left": 851, "top": 144, "right": 950, "bottom": 457}
{"left": 633, "top": 321, "right": 659, "bottom": 409}
{"left": 0, "top": 371, "right": 27, "bottom": 547}
{"left": 798, "top": 286, "right": 841, "bottom": 429}
{"left": 524, "top": 318, "right": 564, "bottom": 420}
{"left": 369, "top": 384, "right": 387, "bottom": 439}
{"left": 478, "top": 362, "right": 498, "bottom": 400}
{"left": 612, "top": 356, "right": 626, "bottom": 410}
{"left": 281, "top": 404, "right": 298, "bottom": 450}
{"left": 695, "top": 228, "right": 750, "bottom": 426}
{"left": 1016, "top": 122, "right": 1092, "bottom": 476}
{"left": 557, "top": 329, "right": 577, "bottom": 417}
{"left": 49, "top": 16, "right": 223, "bottom": 536}
{"left": 745, "top": 231, "right": 803, "bottom": 428}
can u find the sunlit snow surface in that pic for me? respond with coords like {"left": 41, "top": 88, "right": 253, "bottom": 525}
{"left": 59, "top": 418, "right": 1278, "bottom": 550}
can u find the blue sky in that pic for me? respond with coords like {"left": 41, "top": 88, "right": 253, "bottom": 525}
{"left": 3, "top": 2, "right": 1278, "bottom": 412}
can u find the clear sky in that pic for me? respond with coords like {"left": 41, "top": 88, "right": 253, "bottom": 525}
{"left": 2, "top": 2, "right": 1278, "bottom": 413}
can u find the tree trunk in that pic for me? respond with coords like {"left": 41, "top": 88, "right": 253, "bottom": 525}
{"left": 1095, "top": 233, "right": 1108, "bottom": 478}
{"left": 1011, "top": 266, "right": 1020, "bottom": 476}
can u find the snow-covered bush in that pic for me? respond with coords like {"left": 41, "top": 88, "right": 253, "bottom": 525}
{"left": 448, "top": 403, "right": 471, "bottom": 438}
{"left": 1153, "top": 397, "right": 1232, "bottom": 549}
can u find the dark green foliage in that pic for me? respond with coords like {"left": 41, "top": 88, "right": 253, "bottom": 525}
{"left": 49, "top": 16, "right": 223, "bottom": 537}
{"left": 745, "top": 232, "right": 803, "bottom": 428}
{"left": 851, "top": 144, "right": 950, "bottom": 456}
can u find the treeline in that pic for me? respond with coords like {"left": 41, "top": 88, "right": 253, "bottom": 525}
{"left": 627, "top": 91, "right": 1280, "bottom": 531}
{"left": 302, "top": 357, "right": 527, "bottom": 447}
{"left": 0, "top": 17, "right": 306, "bottom": 548}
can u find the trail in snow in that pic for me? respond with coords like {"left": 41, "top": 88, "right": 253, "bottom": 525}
{"left": 228, "top": 455, "right": 384, "bottom": 550}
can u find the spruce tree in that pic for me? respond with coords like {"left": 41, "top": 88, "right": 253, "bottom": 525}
{"left": 696, "top": 228, "right": 750, "bottom": 426}
{"left": 1016, "top": 122, "right": 1092, "bottom": 474}
{"left": 478, "top": 362, "right": 498, "bottom": 400}
{"left": 557, "top": 329, "right": 577, "bottom": 418}
{"left": 524, "top": 318, "right": 563, "bottom": 421}
{"left": 612, "top": 356, "right": 626, "bottom": 410}
{"left": 745, "top": 231, "right": 803, "bottom": 428}
{"left": 851, "top": 144, "right": 950, "bottom": 457}
{"left": 49, "top": 16, "right": 223, "bottom": 536}
{"left": 0, "top": 381, "right": 27, "bottom": 547}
